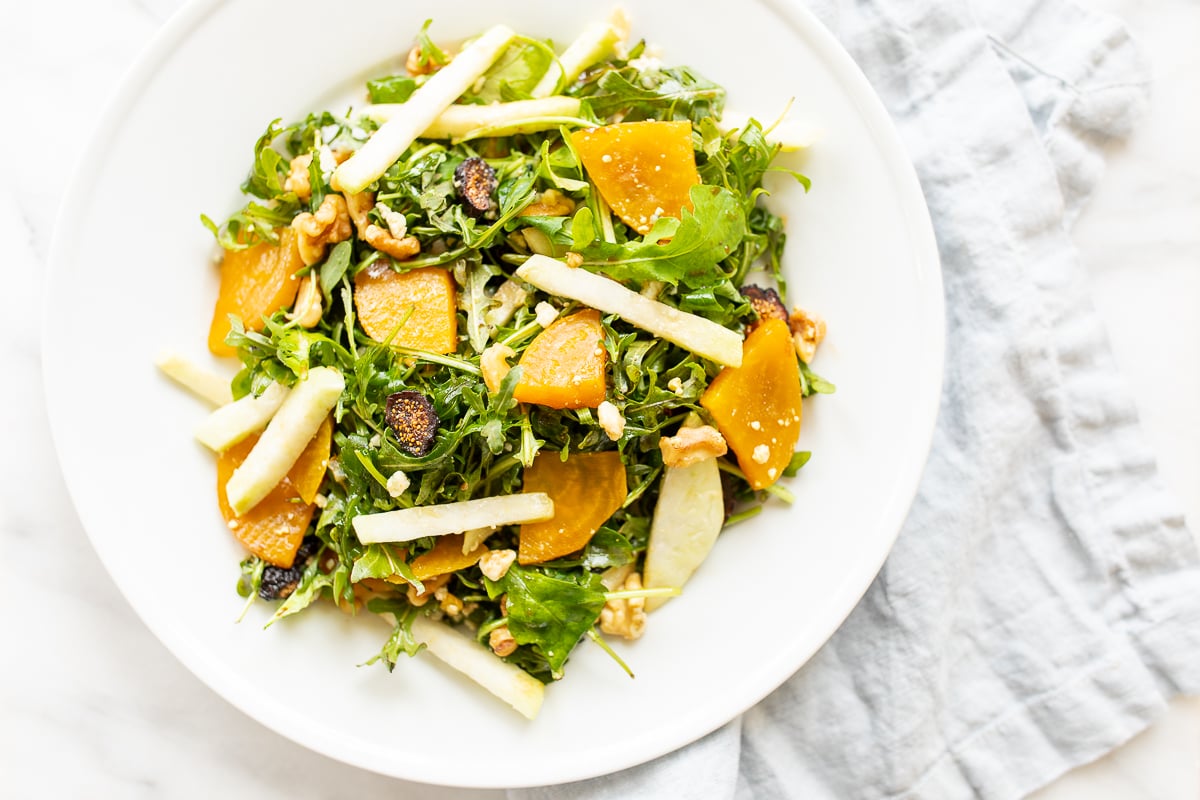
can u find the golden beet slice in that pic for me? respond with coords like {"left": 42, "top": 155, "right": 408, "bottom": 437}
{"left": 208, "top": 228, "right": 304, "bottom": 357}
{"left": 518, "top": 451, "right": 627, "bottom": 565}
{"left": 513, "top": 309, "right": 607, "bottom": 409}
{"left": 571, "top": 120, "right": 700, "bottom": 235}
{"left": 354, "top": 264, "right": 458, "bottom": 353}
{"left": 216, "top": 416, "right": 332, "bottom": 568}
{"left": 410, "top": 534, "right": 488, "bottom": 580}
{"left": 700, "top": 319, "right": 802, "bottom": 489}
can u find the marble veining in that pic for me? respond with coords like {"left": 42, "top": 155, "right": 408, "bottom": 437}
{"left": 2, "top": 0, "right": 1195, "bottom": 797}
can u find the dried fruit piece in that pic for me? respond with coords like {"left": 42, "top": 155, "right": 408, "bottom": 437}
{"left": 741, "top": 285, "right": 787, "bottom": 331}
{"left": 354, "top": 264, "right": 458, "bottom": 353}
{"left": 512, "top": 309, "right": 607, "bottom": 409}
{"left": 385, "top": 391, "right": 439, "bottom": 456}
{"left": 518, "top": 451, "right": 627, "bottom": 564}
{"left": 207, "top": 228, "right": 304, "bottom": 356}
{"left": 570, "top": 120, "right": 700, "bottom": 235}
{"left": 700, "top": 319, "right": 803, "bottom": 489}
{"left": 453, "top": 156, "right": 498, "bottom": 217}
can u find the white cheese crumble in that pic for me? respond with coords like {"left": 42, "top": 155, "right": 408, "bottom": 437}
{"left": 534, "top": 301, "right": 559, "bottom": 328}
{"left": 377, "top": 204, "right": 408, "bottom": 239}
{"left": 597, "top": 400, "right": 626, "bottom": 441}
{"left": 386, "top": 470, "right": 411, "bottom": 498}
{"left": 752, "top": 444, "right": 770, "bottom": 464}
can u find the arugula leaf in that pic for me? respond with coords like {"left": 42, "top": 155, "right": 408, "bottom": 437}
{"left": 783, "top": 451, "right": 812, "bottom": 477}
{"left": 242, "top": 119, "right": 290, "bottom": 200}
{"left": 580, "top": 185, "right": 745, "bottom": 289}
{"left": 367, "top": 75, "right": 419, "bottom": 104}
{"left": 799, "top": 361, "right": 836, "bottom": 396}
{"left": 467, "top": 41, "right": 554, "bottom": 103}
{"left": 351, "top": 543, "right": 422, "bottom": 591}
{"left": 364, "top": 599, "right": 425, "bottom": 670}
{"left": 319, "top": 241, "right": 353, "bottom": 305}
{"left": 584, "top": 65, "right": 725, "bottom": 125}
{"left": 486, "top": 564, "right": 606, "bottom": 676}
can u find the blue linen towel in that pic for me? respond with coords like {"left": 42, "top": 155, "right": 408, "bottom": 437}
{"left": 511, "top": 0, "right": 1200, "bottom": 797}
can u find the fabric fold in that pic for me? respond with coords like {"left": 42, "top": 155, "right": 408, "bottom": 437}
{"left": 510, "top": 1, "right": 1199, "bottom": 798}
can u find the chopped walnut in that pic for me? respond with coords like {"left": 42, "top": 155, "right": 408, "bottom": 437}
{"left": 344, "top": 190, "right": 420, "bottom": 261}
{"left": 489, "top": 625, "right": 518, "bottom": 657}
{"left": 789, "top": 307, "right": 827, "bottom": 364}
{"left": 480, "top": 343, "right": 516, "bottom": 394}
{"left": 659, "top": 424, "right": 728, "bottom": 468}
{"left": 599, "top": 572, "right": 646, "bottom": 640}
{"left": 565, "top": 252, "right": 584, "bottom": 268}
{"left": 597, "top": 400, "right": 626, "bottom": 441}
{"left": 406, "top": 44, "right": 451, "bottom": 76}
{"left": 439, "top": 590, "right": 464, "bottom": 618}
{"left": 407, "top": 573, "right": 450, "bottom": 607}
{"left": 287, "top": 274, "right": 323, "bottom": 328}
{"left": 284, "top": 153, "right": 314, "bottom": 201}
{"left": 520, "top": 189, "right": 576, "bottom": 217}
{"left": 292, "top": 194, "right": 352, "bottom": 266}
{"left": 478, "top": 549, "right": 517, "bottom": 582}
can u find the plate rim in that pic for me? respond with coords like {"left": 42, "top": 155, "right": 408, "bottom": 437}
{"left": 42, "top": 0, "right": 944, "bottom": 787}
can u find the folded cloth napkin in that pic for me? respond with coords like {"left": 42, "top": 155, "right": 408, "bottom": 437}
{"left": 511, "top": 0, "right": 1200, "bottom": 798}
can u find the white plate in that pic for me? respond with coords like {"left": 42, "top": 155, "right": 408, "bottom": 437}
{"left": 43, "top": 0, "right": 942, "bottom": 788}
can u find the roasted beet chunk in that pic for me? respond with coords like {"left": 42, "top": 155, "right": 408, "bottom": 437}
{"left": 453, "top": 157, "right": 498, "bottom": 217}
{"left": 741, "top": 285, "right": 788, "bottom": 331}
{"left": 385, "top": 390, "right": 440, "bottom": 456}
{"left": 259, "top": 564, "right": 303, "bottom": 600}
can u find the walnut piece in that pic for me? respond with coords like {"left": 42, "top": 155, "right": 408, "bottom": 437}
{"left": 789, "top": 306, "right": 827, "bottom": 364}
{"left": 287, "top": 274, "right": 323, "bottom": 328}
{"left": 407, "top": 573, "right": 450, "bottom": 607}
{"left": 520, "top": 189, "right": 576, "bottom": 217}
{"left": 344, "top": 190, "right": 420, "bottom": 262}
{"left": 284, "top": 153, "right": 314, "bottom": 201}
{"left": 478, "top": 549, "right": 517, "bottom": 582}
{"left": 659, "top": 424, "right": 728, "bottom": 468}
{"left": 480, "top": 343, "right": 516, "bottom": 394}
{"left": 489, "top": 625, "right": 518, "bottom": 657}
{"left": 599, "top": 572, "right": 646, "bottom": 640}
{"left": 292, "top": 194, "right": 352, "bottom": 266}
{"left": 406, "top": 44, "right": 451, "bottom": 76}
{"left": 597, "top": 400, "right": 626, "bottom": 441}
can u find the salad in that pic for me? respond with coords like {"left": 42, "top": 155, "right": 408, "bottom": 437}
{"left": 159, "top": 11, "right": 832, "bottom": 719}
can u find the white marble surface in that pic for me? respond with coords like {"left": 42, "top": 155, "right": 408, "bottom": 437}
{"left": 1, "top": 0, "right": 1196, "bottom": 797}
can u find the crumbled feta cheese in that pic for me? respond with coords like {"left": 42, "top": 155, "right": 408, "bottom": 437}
{"left": 369, "top": 433, "right": 382, "bottom": 449}
{"left": 314, "top": 493, "right": 328, "bottom": 509}
{"left": 597, "top": 400, "right": 626, "bottom": 441}
{"left": 628, "top": 55, "right": 662, "bottom": 72}
{"left": 386, "top": 470, "right": 411, "bottom": 498}
{"left": 667, "top": 376, "right": 684, "bottom": 395}
{"left": 752, "top": 444, "right": 770, "bottom": 464}
{"left": 377, "top": 204, "right": 408, "bottom": 239}
{"left": 749, "top": 420, "right": 762, "bottom": 431}
{"left": 478, "top": 549, "right": 517, "bottom": 582}
{"left": 601, "top": 153, "right": 613, "bottom": 163}
{"left": 767, "top": 467, "right": 778, "bottom": 479}
{"left": 534, "top": 301, "right": 559, "bottom": 328}
{"left": 316, "top": 145, "right": 337, "bottom": 183}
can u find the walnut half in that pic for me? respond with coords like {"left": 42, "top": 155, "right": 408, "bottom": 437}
{"left": 344, "top": 190, "right": 420, "bottom": 262}
{"left": 292, "top": 194, "right": 352, "bottom": 266}
{"left": 789, "top": 306, "right": 827, "bottom": 364}
{"left": 659, "top": 424, "right": 728, "bottom": 468}
{"left": 599, "top": 572, "right": 646, "bottom": 640}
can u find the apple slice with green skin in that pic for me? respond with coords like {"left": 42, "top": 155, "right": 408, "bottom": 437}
{"left": 332, "top": 24, "right": 516, "bottom": 194}
{"left": 194, "top": 381, "right": 289, "bottom": 452}
{"left": 409, "top": 615, "right": 544, "bottom": 719}
{"left": 515, "top": 255, "right": 743, "bottom": 367}
{"left": 225, "top": 366, "right": 344, "bottom": 515}
{"left": 353, "top": 493, "right": 555, "bottom": 544}
{"left": 156, "top": 350, "right": 233, "bottom": 406}
{"left": 643, "top": 421, "right": 725, "bottom": 611}
{"left": 530, "top": 9, "right": 630, "bottom": 98}
{"left": 360, "top": 96, "right": 583, "bottom": 140}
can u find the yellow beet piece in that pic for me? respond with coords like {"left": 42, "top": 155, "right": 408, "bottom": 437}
{"left": 411, "top": 534, "right": 489, "bottom": 580}
{"left": 571, "top": 120, "right": 700, "bottom": 235}
{"left": 700, "top": 319, "right": 802, "bottom": 489}
{"left": 513, "top": 309, "right": 607, "bottom": 409}
{"left": 518, "top": 451, "right": 627, "bottom": 564}
{"left": 216, "top": 416, "right": 332, "bottom": 567}
{"left": 354, "top": 264, "right": 458, "bottom": 353}
{"left": 208, "top": 228, "right": 304, "bottom": 356}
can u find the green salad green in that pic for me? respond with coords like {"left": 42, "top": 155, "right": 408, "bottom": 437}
{"left": 174, "top": 12, "right": 833, "bottom": 718}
